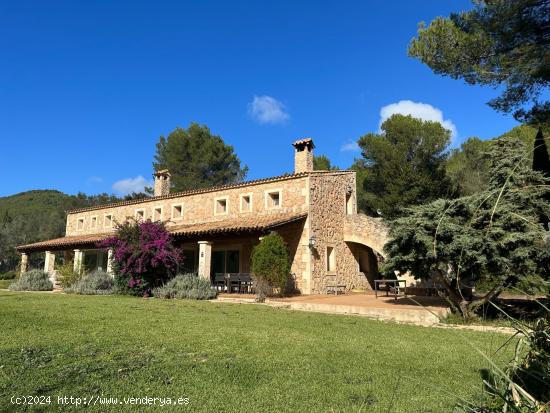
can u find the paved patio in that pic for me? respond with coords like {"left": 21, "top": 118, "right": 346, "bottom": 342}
{"left": 217, "top": 292, "right": 451, "bottom": 325}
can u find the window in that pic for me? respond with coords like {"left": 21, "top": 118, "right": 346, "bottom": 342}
{"left": 135, "top": 209, "right": 145, "bottom": 220}
{"left": 214, "top": 197, "right": 228, "bottom": 215}
{"left": 211, "top": 250, "right": 240, "bottom": 275}
{"left": 91, "top": 216, "right": 97, "bottom": 229}
{"left": 346, "top": 192, "right": 354, "bottom": 215}
{"left": 240, "top": 194, "right": 252, "bottom": 212}
{"left": 76, "top": 218, "right": 85, "bottom": 230}
{"left": 171, "top": 204, "right": 183, "bottom": 220}
{"left": 265, "top": 190, "right": 282, "bottom": 209}
{"left": 153, "top": 206, "right": 163, "bottom": 222}
{"left": 326, "top": 246, "right": 336, "bottom": 273}
{"left": 104, "top": 214, "right": 113, "bottom": 228}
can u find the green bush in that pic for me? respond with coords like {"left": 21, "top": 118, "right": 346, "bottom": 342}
{"left": 459, "top": 304, "right": 550, "bottom": 412}
{"left": 0, "top": 271, "right": 17, "bottom": 280}
{"left": 251, "top": 233, "right": 291, "bottom": 298}
{"left": 476, "top": 274, "right": 549, "bottom": 296}
{"left": 113, "top": 273, "right": 148, "bottom": 296}
{"left": 153, "top": 274, "right": 217, "bottom": 300}
{"left": 9, "top": 270, "right": 53, "bottom": 291}
{"left": 65, "top": 270, "right": 113, "bottom": 295}
{"left": 56, "top": 261, "right": 81, "bottom": 288}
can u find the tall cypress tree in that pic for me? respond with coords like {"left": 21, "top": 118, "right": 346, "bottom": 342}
{"left": 533, "top": 128, "right": 550, "bottom": 177}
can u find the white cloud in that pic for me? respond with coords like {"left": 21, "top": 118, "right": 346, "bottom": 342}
{"left": 248, "top": 95, "right": 289, "bottom": 124}
{"left": 379, "top": 100, "right": 458, "bottom": 139}
{"left": 87, "top": 176, "right": 103, "bottom": 184}
{"left": 112, "top": 176, "right": 151, "bottom": 195}
{"left": 340, "top": 141, "right": 360, "bottom": 152}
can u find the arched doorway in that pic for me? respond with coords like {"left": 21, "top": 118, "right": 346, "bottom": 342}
{"left": 347, "top": 242, "right": 382, "bottom": 289}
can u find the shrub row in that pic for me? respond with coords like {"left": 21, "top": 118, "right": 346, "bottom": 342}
{"left": 0, "top": 271, "right": 17, "bottom": 280}
{"left": 153, "top": 274, "right": 217, "bottom": 300}
{"left": 65, "top": 271, "right": 114, "bottom": 295}
{"left": 9, "top": 270, "right": 53, "bottom": 291}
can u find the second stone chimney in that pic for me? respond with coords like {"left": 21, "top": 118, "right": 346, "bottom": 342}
{"left": 292, "top": 138, "right": 315, "bottom": 173}
{"left": 153, "top": 169, "right": 171, "bottom": 197}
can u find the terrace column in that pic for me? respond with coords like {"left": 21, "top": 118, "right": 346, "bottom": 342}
{"left": 73, "top": 249, "right": 83, "bottom": 274}
{"left": 44, "top": 251, "right": 56, "bottom": 283}
{"left": 20, "top": 253, "right": 28, "bottom": 275}
{"left": 197, "top": 241, "right": 213, "bottom": 281}
{"left": 106, "top": 248, "right": 114, "bottom": 277}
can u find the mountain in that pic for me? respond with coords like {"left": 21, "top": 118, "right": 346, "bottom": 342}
{"left": 0, "top": 190, "right": 123, "bottom": 272}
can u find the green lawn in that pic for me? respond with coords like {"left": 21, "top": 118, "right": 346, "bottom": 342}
{"left": 0, "top": 292, "right": 513, "bottom": 412}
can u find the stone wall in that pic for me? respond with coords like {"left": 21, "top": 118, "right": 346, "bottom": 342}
{"left": 343, "top": 214, "right": 389, "bottom": 257}
{"left": 274, "top": 217, "right": 309, "bottom": 293}
{"left": 307, "top": 171, "right": 371, "bottom": 293}
{"left": 294, "top": 148, "right": 313, "bottom": 173}
{"left": 66, "top": 176, "right": 309, "bottom": 236}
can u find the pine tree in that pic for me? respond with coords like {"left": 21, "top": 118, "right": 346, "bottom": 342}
{"left": 533, "top": 128, "right": 550, "bottom": 177}
{"left": 383, "top": 136, "right": 550, "bottom": 317}
{"left": 153, "top": 123, "right": 248, "bottom": 192}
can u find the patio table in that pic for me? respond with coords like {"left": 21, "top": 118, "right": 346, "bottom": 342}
{"left": 374, "top": 279, "right": 407, "bottom": 300}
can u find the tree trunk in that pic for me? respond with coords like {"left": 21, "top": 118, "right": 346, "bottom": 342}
{"left": 434, "top": 270, "right": 512, "bottom": 319}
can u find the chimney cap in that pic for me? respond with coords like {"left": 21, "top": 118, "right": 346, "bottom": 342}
{"left": 292, "top": 138, "right": 315, "bottom": 150}
{"left": 154, "top": 169, "right": 171, "bottom": 177}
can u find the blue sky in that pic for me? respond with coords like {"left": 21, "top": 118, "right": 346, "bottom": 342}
{"left": 0, "top": 0, "right": 519, "bottom": 197}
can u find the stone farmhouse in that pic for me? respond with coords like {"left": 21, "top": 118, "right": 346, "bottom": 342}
{"left": 17, "top": 139, "right": 388, "bottom": 294}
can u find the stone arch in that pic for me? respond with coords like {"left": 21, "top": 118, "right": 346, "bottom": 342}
{"left": 346, "top": 241, "right": 380, "bottom": 289}
{"left": 343, "top": 214, "right": 388, "bottom": 258}
{"left": 343, "top": 214, "right": 389, "bottom": 290}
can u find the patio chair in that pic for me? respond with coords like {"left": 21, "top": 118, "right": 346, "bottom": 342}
{"left": 213, "top": 273, "right": 226, "bottom": 292}
{"left": 228, "top": 274, "right": 241, "bottom": 294}
{"left": 239, "top": 274, "right": 253, "bottom": 294}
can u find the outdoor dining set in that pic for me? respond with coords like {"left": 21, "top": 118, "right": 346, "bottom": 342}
{"left": 213, "top": 273, "right": 254, "bottom": 294}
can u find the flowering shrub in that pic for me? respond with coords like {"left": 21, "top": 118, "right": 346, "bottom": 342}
{"left": 99, "top": 218, "right": 183, "bottom": 295}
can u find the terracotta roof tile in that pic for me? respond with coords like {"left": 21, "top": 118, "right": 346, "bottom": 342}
{"left": 16, "top": 212, "right": 308, "bottom": 253}
{"left": 169, "top": 212, "right": 307, "bottom": 236}
{"left": 16, "top": 232, "right": 115, "bottom": 252}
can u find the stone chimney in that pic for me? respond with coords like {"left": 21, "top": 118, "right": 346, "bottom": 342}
{"left": 292, "top": 138, "right": 315, "bottom": 173}
{"left": 153, "top": 169, "right": 171, "bottom": 197}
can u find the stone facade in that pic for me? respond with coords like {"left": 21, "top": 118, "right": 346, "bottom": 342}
{"left": 307, "top": 172, "right": 373, "bottom": 293}
{"left": 19, "top": 139, "right": 388, "bottom": 295}
{"left": 66, "top": 176, "right": 310, "bottom": 236}
{"left": 343, "top": 214, "right": 388, "bottom": 257}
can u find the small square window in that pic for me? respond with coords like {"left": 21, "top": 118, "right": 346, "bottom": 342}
{"left": 266, "top": 190, "right": 281, "bottom": 209}
{"left": 104, "top": 214, "right": 113, "bottom": 228}
{"left": 135, "top": 209, "right": 145, "bottom": 220}
{"left": 215, "top": 198, "right": 228, "bottom": 215}
{"left": 91, "top": 216, "right": 97, "bottom": 228}
{"left": 153, "top": 207, "right": 163, "bottom": 222}
{"left": 77, "top": 218, "right": 84, "bottom": 230}
{"left": 326, "top": 246, "right": 336, "bottom": 272}
{"left": 171, "top": 204, "right": 183, "bottom": 220}
{"left": 240, "top": 194, "right": 252, "bottom": 212}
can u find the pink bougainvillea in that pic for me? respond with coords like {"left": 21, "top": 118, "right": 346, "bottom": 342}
{"left": 99, "top": 218, "right": 182, "bottom": 279}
